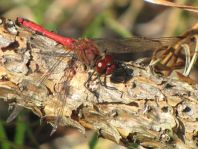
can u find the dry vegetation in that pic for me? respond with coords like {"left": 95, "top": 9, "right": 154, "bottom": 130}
{"left": 0, "top": 0, "right": 198, "bottom": 149}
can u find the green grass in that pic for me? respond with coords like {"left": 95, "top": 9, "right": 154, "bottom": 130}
{"left": 14, "top": 116, "right": 27, "bottom": 146}
{"left": 0, "top": 114, "right": 31, "bottom": 149}
{"left": 31, "top": 0, "right": 53, "bottom": 25}
{"left": 89, "top": 133, "right": 99, "bottom": 149}
{"left": 83, "top": 11, "right": 132, "bottom": 38}
{"left": 83, "top": 13, "right": 105, "bottom": 38}
{"left": 104, "top": 11, "right": 132, "bottom": 38}
{"left": 0, "top": 120, "right": 10, "bottom": 149}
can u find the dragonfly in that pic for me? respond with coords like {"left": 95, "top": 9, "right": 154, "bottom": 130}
{"left": 15, "top": 17, "right": 198, "bottom": 134}
{"left": 16, "top": 18, "right": 187, "bottom": 76}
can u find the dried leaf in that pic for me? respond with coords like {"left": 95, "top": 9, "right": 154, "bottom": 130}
{"left": 145, "top": 0, "right": 198, "bottom": 13}
{"left": 176, "top": 71, "right": 197, "bottom": 85}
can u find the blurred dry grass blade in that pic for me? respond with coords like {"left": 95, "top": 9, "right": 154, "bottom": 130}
{"left": 144, "top": 0, "right": 198, "bottom": 13}
{"left": 6, "top": 105, "right": 23, "bottom": 123}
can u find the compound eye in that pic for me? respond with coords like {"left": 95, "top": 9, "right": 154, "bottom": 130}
{"left": 107, "top": 62, "right": 111, "bottom": 66}
{"left": 106, "top": 64, "right": 116, "bottom": 75}
{"left": 97, "top": 62, "right": 103, "bottom": 68}
{"left": 96, "top": 60, "right": 106, "bottom": 74}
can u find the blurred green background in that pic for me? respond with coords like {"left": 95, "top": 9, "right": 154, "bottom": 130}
{"left": 0, "top": 0, "right": 198, "bottom": 149}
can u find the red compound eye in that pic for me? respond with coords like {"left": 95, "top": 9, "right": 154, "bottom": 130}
{"left": 96, "top": 60, "right": 107, "bottom": 74}
{"left": 106, "top": 64, "right": 116, "bottom": 75}
{"left": 96, "top": 55, "right": 116, "bottom": 75}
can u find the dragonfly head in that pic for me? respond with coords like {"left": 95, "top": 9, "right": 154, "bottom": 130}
{"left": 96, "top": 55, "right": 116, "bottom": 75}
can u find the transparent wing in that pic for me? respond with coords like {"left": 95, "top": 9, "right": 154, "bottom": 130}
{"left": 93, "top": 36, "right": 182, "bottom": 54}
{"left": 30, "top": 36, "right": 74, "bottom": 85}
{"left": 50, "top": 58, "right": 76, "bottom": 135}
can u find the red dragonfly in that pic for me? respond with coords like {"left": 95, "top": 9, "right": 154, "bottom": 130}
{"left": 16, "top": 17, "right": 194, "bottom": 134}
{"left": 17, "top": 17, "right": 184, "bottom": 76}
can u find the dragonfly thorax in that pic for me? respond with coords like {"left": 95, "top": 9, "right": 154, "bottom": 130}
{"left": 72, "top": 39, "right": 100, "bottom": 67}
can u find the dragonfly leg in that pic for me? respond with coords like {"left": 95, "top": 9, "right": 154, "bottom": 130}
{"left": 97, "top": 74, "right": 117, "bottom": 90}
{"left": 84, "top": 70, "right": 99, "bottom": 98}
{"left": 50, "top": 116, "right": 62, "bottom": 135}
{"left": 40, "top": 115, "right": 61, "bottom": 135}
{"left": 84, "top": 70, "right": 122, "bottom": 98}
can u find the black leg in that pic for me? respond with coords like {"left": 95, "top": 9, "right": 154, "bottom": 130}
{"left": 84, "top": 70, "right": 99, "bottom": 98}
{"left": 97, "top": 74, "right": 117, "bottom": 90}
